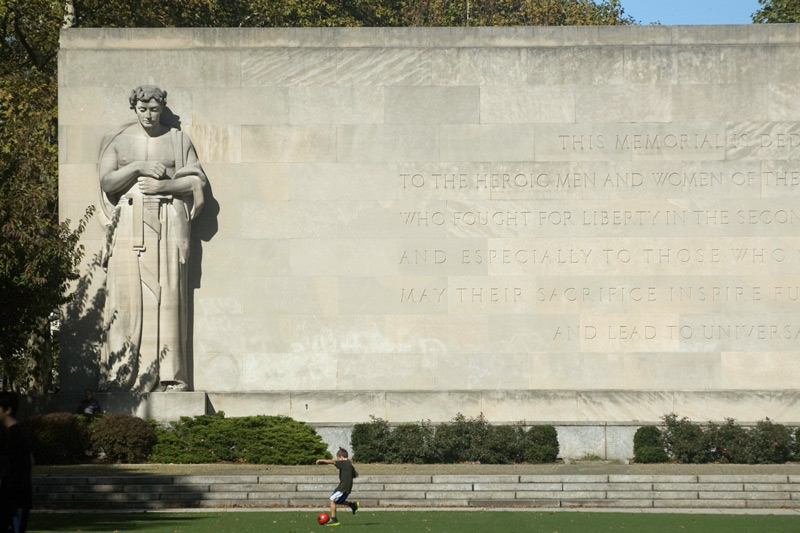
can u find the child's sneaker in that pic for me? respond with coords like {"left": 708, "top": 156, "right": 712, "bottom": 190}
{"left": 350, "top": 501, "right": 359, "bottom": 515}
{"left": 325, "top": 518, "right": 340, "bottom": 527}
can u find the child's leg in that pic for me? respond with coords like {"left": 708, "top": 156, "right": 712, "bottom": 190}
{"left": 329, "top": 499, "right": 337, "bottom": 519}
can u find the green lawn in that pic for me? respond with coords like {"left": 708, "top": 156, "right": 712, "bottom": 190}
{"left": 27, "top": 510, "right": 800, "bottom": 533}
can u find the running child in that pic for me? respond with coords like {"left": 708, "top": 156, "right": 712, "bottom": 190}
{"left": 315, "top": 448, "right": 359, "bottom": 527}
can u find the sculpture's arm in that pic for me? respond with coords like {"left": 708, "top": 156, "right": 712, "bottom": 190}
{"left": 100, "top": 142, "right": 166, "bottom": 195}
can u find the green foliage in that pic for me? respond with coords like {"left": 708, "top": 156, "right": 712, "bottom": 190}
{"left": 744, "top": 418, "right": 793, "bottom": 464}
{"left": 384, "top": 422, "right": 436, "bottom": 464}
{"left": 703, "top": 419, "right": 749, "bottom": 464}
{"left": 20, "top": 412, "right": 90, "bottom": 464}
{"left": 753, "top": 0, "right": 800, "bottom": 23}
{"left": 482, "top": 423, "right": 525, "bottom": 464}
{"left": 632, "top": 425, "right": 668, "bottom": 463}
{"left": 149, "top": 412, "right": 330, "bottom": 464}
{"left": 91, "top": 414, "right": 157, "bottom": 463}
{"left": 432, "top": 413, "right": 493, "bottom": 463}
{"left": 353, "top": 415, "right": 555, "bottom": 464}
{"left": 351, "top": 416, "right": 392, "bottom": 463}
{"left": 634, "top": 447, "right": 668, "bottom": 464}
{"left": 522, "top": 425, "right": 559, "bottom": 463}
{"left": 661, "top": 413, "right": 706, "bottom": 464}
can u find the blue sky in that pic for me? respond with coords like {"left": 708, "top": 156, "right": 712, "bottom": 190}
{"left": 621, "top": 0, "right": 761, "bottom": 25}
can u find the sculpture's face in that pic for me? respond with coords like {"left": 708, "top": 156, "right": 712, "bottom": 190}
{"left": 134, "top": 98, "right": 163, "bottom": 131}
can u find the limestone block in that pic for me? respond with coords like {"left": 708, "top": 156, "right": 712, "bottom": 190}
{"left": 718, "top": 46, "right": 774, "bottom": 84}
{"left": 192, "top": 273, "right": 243, "bottom": 316}
{"left": 480, "top": 86, "right": 575, "bottom": 124}
{"left": 289, "top": 239, "right": 398, "bottom": 277}
{"left": 289, "top": 87, "right": 383, "bottom": 125}
{"left": 61, "top": 49, "right": 241, "bottom": 88}
{"left": 242, "top": 125, "right": 336, "bottom": 163}
{"left": 768, "top": 84, "right": 800, "bottom": 121}
{"left": 288, "top": 163, "right": 396, "bottom": 202}
{"left": 623, "top": 47, "right": 678, "bottom": 84}
{"left": 526, "top": 48, "right": 572, "bottom": 85}
{"left": 433, "top": 352, "right": 530, "bottom": 391}
{"left": 338, "top": 276, "right": 449, "bottom": 316}
{"left": 606, "top": 425, "right": 638, "bottom": 461}
{"left": 336, "top": 48, "right": 432, "bottom": 86}
{"left": 206, "top": 392, "right": 292, "bottom": 417}
{"left": 556, "top": 425, "right": 607, "bottom": 459}
{"left": 337, "top": 125, "right": 439, "bottom": 163}
{"left": 89, "top": 392, "right": 207, "bottom": 422}
{"left": 385, "top": 86, "right": 479, "bottom": 125}
{"left": 242, "top": 49, "right": 337, "bottom": 87}
{"left": 623, "top": 352, "right": 722, "bottom": 390}
{"left": 721, "top": 352, "right": 800, "bottom": 389}
{"left": 676, "top": 47, "right": 722, "bottom": 84}
{"left": 432, "top": 48, "right": 526, "bottom": 86}
{"left": 440, "top": 124, "right": 536, "bottom": 162}
{"left": 192, "top": 88, "right": 289, "bottom": 125}
{"left": 240, "top": 352, "right": 332, "bottom": 391}
{"left": 385, "top": 391, "right": 482, "bottom": 422}
{"left": 288, "top": 391, "right": 387, "bottom": 422}
{"left": 193, "top": 315, "right": 284, "bottom": 355}
{"left": 575, "top": 85, "right": 672, "bottom": 123}
{"left": 479, "top": 390, "right": 579, "bottom": 421}
{"left": 671, "top": 84, "right": 769, "bottom": 122}
{"left": 182, "top": 125, "right": 241, "bottom": 164}
{"left": 565, "top": 47, "right": 624, "bottom": 85}
{"left": 576, "top": 391, "right": 675, "bottom": 422}
{"left": 242, "top": 277, "right": 338, "bottom": 315}
{"left": 280, "top": 315, "right": 389, "bottom": 354}
{"left": 336, "top": 353, "right": 434, "bottom": 391}
{"left": 528, "top": 353, "right": 627, "bottom": 390}
{"left": 59, "top": 87, "right": 105, "bottom": 125}
{"left": 385, "top": 315, "right": 490, "bottom": 354}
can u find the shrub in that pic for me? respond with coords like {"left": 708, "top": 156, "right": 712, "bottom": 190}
{"left": 481, "top": 424, "right": 525, "bottom": 464}
{"left": 150, "top": 413, "right": 330, "bottom": 464}
{"left": 432, "top": 413, "right": 492, "bottom": 463}
{"left": 661, "top": 414, "right": 706, "bottom": 463}
{"left": 633, "top": 426, "right": 667, "bottom": 463}
{"left": 703, "top": 419, "right": 748, "bottom": 464}
{"left": 21, "top": 412, "right": 90, "bottom": 464}
{"left": 795, "top": 428, "right": 800, "bottom": 461}
{"left": 635, "top": 446, "right": 669, "bottom": 463}
{"left": 745, "top": 418, "right": 793, "bottom": 464}
{"left": 522, "top": 425, "right": 559, "bottom": 463}
{"left": 91, "top": 414, "right": 157, "bottom": 463}
{"left": 351, "top": 416, "right": 392, "bottom": 463}
{"left": 385, "top": 422, "right": 435, "bottom": 464}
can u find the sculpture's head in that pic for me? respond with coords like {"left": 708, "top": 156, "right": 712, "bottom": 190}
{"left": 129, "top": 85, "right": 167, "bottom": 132}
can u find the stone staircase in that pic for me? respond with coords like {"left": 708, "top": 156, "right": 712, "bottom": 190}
{"left": 34, "top": 473, "right": 800, "bottom": 510}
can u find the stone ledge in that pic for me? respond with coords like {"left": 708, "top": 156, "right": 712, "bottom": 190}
{"left": 58, "top": 26, "right": 800, "bottom": 51}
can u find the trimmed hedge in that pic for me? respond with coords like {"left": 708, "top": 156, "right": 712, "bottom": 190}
{"left": 149, "top": 412, "right": 331, "bottom": 464}
{"left": 21, "top": 412, "right": 90, "bottom": 465}
{"left": 91, "top": 414, "right": 157, "bottom": 463}
{"left": 634, "top": 414, "right": 798, "bottom": 465}
{"left": 352, "top": 414, "right": 558, "bottom": 464}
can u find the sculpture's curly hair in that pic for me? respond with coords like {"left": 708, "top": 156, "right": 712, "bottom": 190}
{"left": 129, "top": 85, "right": 167, "bottom": 109}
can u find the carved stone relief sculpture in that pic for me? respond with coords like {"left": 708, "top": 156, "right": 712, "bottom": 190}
{"left": 98, "top": 86, "right": 205, "bottom": 392}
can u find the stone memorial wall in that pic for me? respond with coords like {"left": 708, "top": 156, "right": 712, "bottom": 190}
{"left": 59, "top": 26, "right": 800, "bottom": 426}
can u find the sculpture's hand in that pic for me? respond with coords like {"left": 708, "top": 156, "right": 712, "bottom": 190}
{"left": 137, "top": 177, "right": 164, "bottom": 195}
{"left": 138, "top": 161, "right": 167, "bottom": 179}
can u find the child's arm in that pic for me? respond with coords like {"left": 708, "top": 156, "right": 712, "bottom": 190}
{"left": 316, "top": 459, "right": 336, "bottom": 465}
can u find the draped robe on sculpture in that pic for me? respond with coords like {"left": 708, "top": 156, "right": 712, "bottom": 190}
{"left": 98, "top": 126, "right": 206, "bottom": 392}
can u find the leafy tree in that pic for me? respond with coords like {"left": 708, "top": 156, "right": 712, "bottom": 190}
{"left": 752, "top": 0, "right": 800, "bottom": 23}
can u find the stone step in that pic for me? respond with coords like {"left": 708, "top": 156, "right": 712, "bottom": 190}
{"left": 33, "top": 474, "right": 800, "bottom": 509}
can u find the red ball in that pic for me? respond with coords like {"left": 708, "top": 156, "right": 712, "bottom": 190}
{"left": 317, "top": 513, "right": 330, "bottom": 525}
